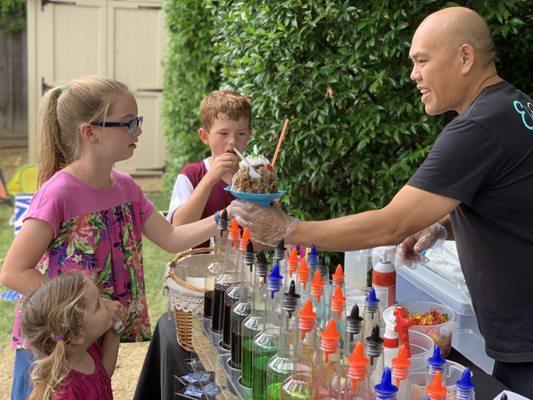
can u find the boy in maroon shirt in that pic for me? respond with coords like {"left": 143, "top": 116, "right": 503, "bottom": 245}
{"left": 167, "top": 90, "right": 252, "bottom": 245}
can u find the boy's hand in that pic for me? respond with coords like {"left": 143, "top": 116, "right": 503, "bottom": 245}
{"left": 207, "top": 152, "right": 239, "bottom": 184}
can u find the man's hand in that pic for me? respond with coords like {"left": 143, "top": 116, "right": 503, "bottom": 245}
{"left": 397, "top": 223, "right": 448, "bottom": 266}
{"left": 206, "top": 152, "right": 239, "bottom": 184}
{"left": 229, "top": 200, "right": 297, "bottom": 246}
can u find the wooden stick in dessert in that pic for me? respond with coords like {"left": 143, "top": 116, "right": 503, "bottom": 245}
{"left": 271, "top": 118, "right": 290, "bottom": 169}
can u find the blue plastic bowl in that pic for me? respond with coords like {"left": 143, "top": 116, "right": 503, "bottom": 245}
{"left": 225, "top": 186, "right": 286, "bottom": 207}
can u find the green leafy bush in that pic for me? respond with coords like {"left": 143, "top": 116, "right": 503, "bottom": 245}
{"left": 0, "top": 0, "right": 25, "bottom": 36}
{"left": 162, "top": 0, "right": 220, "bottom": 190}
{"left": 164, "top": 0, "right": 531, "bottom": 221}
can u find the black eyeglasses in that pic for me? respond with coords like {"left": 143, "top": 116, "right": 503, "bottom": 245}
{"left": 91, "top": 116, "right": 143, "bottom": 135}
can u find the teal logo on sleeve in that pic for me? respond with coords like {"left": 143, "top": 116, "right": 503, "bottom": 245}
{"left": 513, "top": 100, "right": 533, "bottom": 130}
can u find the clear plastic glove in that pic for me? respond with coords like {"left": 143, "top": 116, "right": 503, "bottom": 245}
{"left": 228, "top": 200, "right": 297, "bottom": 247}
{"left": 397, "top": 223, "right": 447, "bottom": 267}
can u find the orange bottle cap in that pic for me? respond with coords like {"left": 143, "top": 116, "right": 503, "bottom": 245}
{"left": 320, "top": 318, "right": 340, "bottom": 362}
{"left": 330, "top": 285, "right": 346, "bottom": 316}
{"left": 298, "top": 258, "right": 310, "bottom": 289}
{"left": 310, "top": 270, "right": 323, "bottom": 301}
{"left": 426, "top": 371, "right": 447, "bottom": 398}
{"left": 287, "top": 248, "right": 299, "bottom": 276}
{"left": 298, "top": 299, "right": 316, "bottom": 338}
{"left": 347, "top": 341, "right": 369, "bottom": 368}
{"left": 332, "top": 264, "right": 344, "bottom": 284}
{"left": 239, "top": 227, "right": 250, "bottom": 250}
{"left": 229, "top": 219, "right": 240, "bottom": 244}
{"left": 392, "top": 344, "right": 411, "bottom": 369}
{"left": 321, "top": 318, "right": 340, "bottom": 341}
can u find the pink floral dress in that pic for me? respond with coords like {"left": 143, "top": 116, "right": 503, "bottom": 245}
{"left": 12, "top": 169, "right": 154, "bottom": 348}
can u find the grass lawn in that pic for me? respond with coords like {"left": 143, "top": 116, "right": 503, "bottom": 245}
{"left": 0, "top": 191, "right": 171, "bottom": 351}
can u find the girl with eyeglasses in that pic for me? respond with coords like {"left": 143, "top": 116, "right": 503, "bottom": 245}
{"left": 0, "top": 76, "right": 220, "bottom": 399}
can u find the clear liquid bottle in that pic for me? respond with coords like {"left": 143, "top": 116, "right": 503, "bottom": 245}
{"left": 229, "top": 240, "right": 254, "bottom": 369}
{"left": 374, "top": 367, "right": 398, "bottom": 400}
{"left": 327, "top": 264, "right": 345, "bottom": 323}
{"left": 241, "top": 251, "right": 269, "bottom": 388}
{"left": 252, "top": 264, "right": 284, "bottom": 400}
{"left": 286, "top": 247, "right": 299, "bottom": 283}
{"left": 222, "top": 228, "right": 250, "bottom": 349}
{"left": 345, "top": 304, "right": 364, "bottom": 357}
{"left": 454, "top": 368, "right": 475, "bottom": 400}
{"left": 426, "top": 346, "right": 446, "bottom": 385}
{"left": 363, "top": 287, "right": 381, "bottom": 340}
{"left": 425, "top": 370, "right": 447, "bottom": 400}
{"left": 307, "top": 244, "right": 319, "bottom": 275}
{"left": 274, "top": 239, "right": 289, "bottom": 293}
{"left": 391, "top": 344, "right": 411, "bottom": 400}
{"left": 204, "top": 209, "right": 229, "bottom": 320}
{"left": 210, "top": 218, "right": 239, "bottom": 334}
{"left": 345, "top": 341, "right": 371, "bottom": 399}
{"left": 314, "top": 317, "right": 342, "bottom": 399}
{"left": 366, "top": 324, "right": 385, "bottom": 387}
{"left": 280, "top": 299, "right": 317, "bottom": 400}
{"left": 309, "top": 270, "right": 326, "bottom": 330}
{"left": 266, "top": 280, "right": 300, "bottom": 400}
{"left": 297, "top": 258, "right": 310, "bottom": 304}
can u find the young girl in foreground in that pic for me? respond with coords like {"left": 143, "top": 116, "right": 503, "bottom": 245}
{"left": 0, "top": 76, "right": 220, "bottom": 399}
{"left": 22, "top": 271, "right": 123, "bottom": 399}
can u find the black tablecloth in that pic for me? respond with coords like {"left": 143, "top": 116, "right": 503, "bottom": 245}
{"left": 134, "top": 312, "right": 508, "bottom": 400}
{"left": 133, "top": 312, "right": 195, "bottom": 400}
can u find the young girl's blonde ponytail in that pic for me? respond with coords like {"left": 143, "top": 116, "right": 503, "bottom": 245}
{"left": 39, "top": 86, "right": 65, "bottom": 187}
{"left": 21, "top": 272, "right": 88, "bottom": 400}
{"left": 28, "top": 340, "right": 69, "bottom": 400}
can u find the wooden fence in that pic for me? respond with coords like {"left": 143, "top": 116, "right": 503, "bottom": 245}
{"left": 0, "top": 30, "right": 27, "bottom": 138}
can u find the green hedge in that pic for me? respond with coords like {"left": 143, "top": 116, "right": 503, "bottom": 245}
{"left": 162, "top": 0, "right": 220, "bottom": 190}
{"left": 0, "top": 0, "right": 25, "bottom": 36}
{"left": 164, "top": 0, "right": 531, "bottom": 220}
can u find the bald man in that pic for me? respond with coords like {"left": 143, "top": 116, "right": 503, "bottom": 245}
{"left": 231, "top": 6, "right": 533, "bottom": 395}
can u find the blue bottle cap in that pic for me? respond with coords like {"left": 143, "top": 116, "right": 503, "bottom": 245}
{"left": 366, "top": 287, "right": 380, "bottom": 308}
{"left": 456, "top": 368, "right": 474, "bottom": 390}
{"left": 308, "top": 244, "right": 319, "bottom": 266}
{"left": 427, "top": 345, "right": 446, "bottom": 369}
{"left": 374, "top": 367, "right": 398, "bottom": 396}
{"left": 267, "top": 263, "right": 283, "bottom": 298}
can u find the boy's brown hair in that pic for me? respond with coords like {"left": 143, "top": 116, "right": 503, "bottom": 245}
{"left": 199, "top": 89, "right": 252, "bottom": 131}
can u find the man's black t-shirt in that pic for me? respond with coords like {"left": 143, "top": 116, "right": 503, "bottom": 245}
{"left": 408, "top": 81, "right": 533, "bottom": 362}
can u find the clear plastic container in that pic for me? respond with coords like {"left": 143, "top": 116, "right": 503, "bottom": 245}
{"left": 409, "top": 359, "right": 467, "bottom": 399}
{"left": 397, "top": 301, "right": 458, "bottom": 357}
{"left": 396, "top": 265, "right": 495, "bottom": 373}
{"left": 408, "top": 329, "right": 435, "bottom": 372}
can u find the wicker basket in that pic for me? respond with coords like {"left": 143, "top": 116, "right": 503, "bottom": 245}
{"left": 164, "top": 247, "right": 214, "bottom": 352}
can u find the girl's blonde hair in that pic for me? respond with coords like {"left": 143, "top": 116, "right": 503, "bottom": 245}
{"left": 38, "top": 76, "right": 129, "bottom": 187}
{"left": 21, "top": 271, "right": 89, "bottom": 400}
